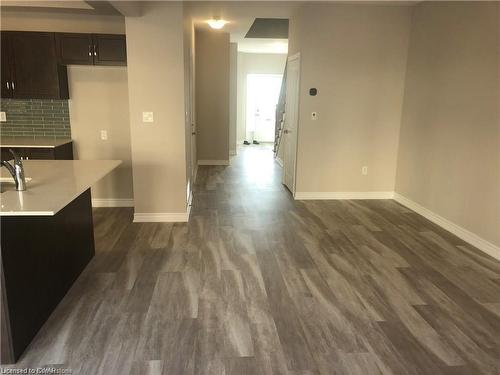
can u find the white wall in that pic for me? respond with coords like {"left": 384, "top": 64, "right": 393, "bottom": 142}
{"left": 236, "top": 52, "right": 287, "bottom": 144}
{"left": 195, "top": 29, "right": 230, "bottom": 163}
{"left": 125, "top": 2, "right": 188, "bottom": 218}
{"left": 395, "top": 2, "right": 500, "bottom": 249}
{"left": 289, "top": 4, "right": 412, "bottom": 194}
{"left": 68, "top": 66, "right": 133, "bottom": 202}
{"left": 0, "top": 9, "right": 124, "bottom": 33}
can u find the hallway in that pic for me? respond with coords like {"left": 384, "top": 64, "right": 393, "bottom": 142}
{"left": 9, "top": 145, "right": 500, "bottom": 375}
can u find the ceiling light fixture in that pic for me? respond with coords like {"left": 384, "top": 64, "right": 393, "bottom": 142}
{"left": 207, "top": 19, "right": 228, "bottom": 30}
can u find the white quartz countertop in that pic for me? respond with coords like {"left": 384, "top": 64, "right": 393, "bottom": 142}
{"left": 0, "top": 137, "right": 72, "bottom": 148}
{"left": 0, "top": 160, "right": 121, "bottom": 216}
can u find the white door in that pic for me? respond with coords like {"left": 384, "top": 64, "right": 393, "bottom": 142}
{"left": 282, "top": 54, "right": 300, "bottom": 194}
{"left": 246, "top": 74, "right": 283, "bottom": 142}
{"left": 189, "top": 47, "right": 196, "bottom": 183}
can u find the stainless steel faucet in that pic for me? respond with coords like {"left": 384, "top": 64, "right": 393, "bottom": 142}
{"left": 1, "top": 149, "right": 27, "bottom": 191}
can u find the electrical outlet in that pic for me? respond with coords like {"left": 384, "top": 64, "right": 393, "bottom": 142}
{"left": 142, "top": 111, "right": 154, "bottom": 123}
{"left": 362, "top": 166, "right": 368, "bottom": 175}
{"left": 0, "top": 111, "right": 6, "bottom": 122}
{"left": 100, "top": 130, "right": 108, "bottom": 140}
{"left": 311, "top": 112, "right": 317, "bottom": 120}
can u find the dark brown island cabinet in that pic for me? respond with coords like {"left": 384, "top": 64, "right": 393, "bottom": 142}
{"left": 1, "top": 189, "right": 94, "bottom": 363}
{"left": 0, "top": 142, "right": 74, "bottom": 161}
{"left": 0, "top": 160, "right": 120, "bottom": 364}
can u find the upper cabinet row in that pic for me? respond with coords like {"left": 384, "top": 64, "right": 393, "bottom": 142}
{"left": 56, "top": 33, "right": 127, "bottom": 66}
{"left": 1, "top": 31, "right": 126, "bottom": 99}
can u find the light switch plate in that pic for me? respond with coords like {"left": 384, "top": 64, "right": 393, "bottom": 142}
{"left": 142, "top": 111, "right": 154, "bottom": 123}
{"left": 0, "top": 112, "right": 6, "bottom": 122}
{"left": 100, "top": 130, "right": 108, "bottom": 140}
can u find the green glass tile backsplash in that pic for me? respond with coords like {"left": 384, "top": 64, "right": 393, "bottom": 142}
{"left": 0, "top": 99, "right": 71, "bottom": 139}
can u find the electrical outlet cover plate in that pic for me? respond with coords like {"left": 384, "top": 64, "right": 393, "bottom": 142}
{"left": 142, "top": 111, "right": 154, "bottom": 123}
{"left": 311, "top": 112, "right": 317, "bottom": 120}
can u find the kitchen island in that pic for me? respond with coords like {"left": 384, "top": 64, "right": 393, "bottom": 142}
{"left": 0, "top": 160, "right": 121, "bottom": 364}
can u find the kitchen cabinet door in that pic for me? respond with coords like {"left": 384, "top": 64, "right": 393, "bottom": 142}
{"left": 1, "top": 32, "right": 13, "bottom": 98}
{"left": 56, "top": 33, "right": 93, "bottom": 65}
{"left": 93, "top": 34, "right": 127, "bottom": 66}
{"left": 9, "top": 32, "right": 69, "bottom": 99}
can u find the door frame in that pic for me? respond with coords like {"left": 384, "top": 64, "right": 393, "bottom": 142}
{"left": 282, "top": 52, "right": 301, "bottom": 196}
{"left": 189, "top": 44, "right": 197, "bottom": 184}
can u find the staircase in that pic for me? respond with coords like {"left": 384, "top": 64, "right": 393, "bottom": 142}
{"left": 273, "top": 63, "right": 287, "bottom": 157}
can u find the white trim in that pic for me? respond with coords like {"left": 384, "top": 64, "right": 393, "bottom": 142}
{"left": 92, "top": 198, "right": 134, "bottom": 208}
{"left": 275, "top": 157, "right": 283, "bottom": 167}
{"left": 283, "top": 52, "right": 301, "bottom": 196}
{"left": 193, "top": 163, "right": 198, "bottom": 184}
{"left": 294, "top": 191, "right": 395, "bottom": 200}
{"left": 186, "top": 188, "right": 193, "bottom": 220}
{"left": 133, "top": 212, "right": 189, "bottom": 223}
{"left": 393, "top": 193, "right": 500, "bottom": 261}
{"left": 197, "top": 160, "right": 230, "bottom": 166}
{"left": 288, "top": 52, "right": 301, "bottom": 62}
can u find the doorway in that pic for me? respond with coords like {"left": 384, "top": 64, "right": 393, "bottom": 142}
{"left": 282, "top": 53, "right": 300, "bottom": 194}
{"left": 245, "top": 74, "right": 283, "bottom": 143}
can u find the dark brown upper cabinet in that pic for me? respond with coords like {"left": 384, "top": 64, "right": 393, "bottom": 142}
{"left": 1, "top": 32, "right": 69, "bottom": 100}
{"left": 93, "top": 34, "right": 127, "bottom": 66}
{"left": 56, "top": 33, "right": 94, "bottom": 65}
{"left": 1, "top": 33, "right": 13, "bottom": 98}
{"left": 56, "top": 33, "right": 127, "bottom": 66}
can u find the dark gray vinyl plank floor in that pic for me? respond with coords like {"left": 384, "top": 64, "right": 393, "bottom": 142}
{"left": 5, "top": 144, "right": 500, "bottom": 375}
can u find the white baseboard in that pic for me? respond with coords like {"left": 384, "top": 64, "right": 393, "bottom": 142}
{"left": 198, "top": 160, "right": 230, "bottom": 166}
{"left": 275, "top": 157, "right": 283, "bottom": 167}
{"left": 294, "top": 191, "right": 395, "bottom": 200}
{"left": 92, "top": 198, "right": 134, "bottom": 208}
{"left": 133, "top": 212, "right": 189, "bottom": 223}
{"left": 393, "top": 193, "right": 500, "bottom": 261}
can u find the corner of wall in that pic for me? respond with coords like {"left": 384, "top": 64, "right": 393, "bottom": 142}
{"left": 393, "top": 2, "right": 418, "bottom": 195}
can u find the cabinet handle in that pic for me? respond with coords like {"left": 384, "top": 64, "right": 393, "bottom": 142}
{"left": 6, "top": 82, "right": 9, "bottom": 90}
{"left": 11, "top": 81, "right": 15, "bottom": 90}
{"left": 88, "top": 45, "right": 92, "bottom": 56}
{"left": 93, "top": 45, "right": 97, "bottom": 56}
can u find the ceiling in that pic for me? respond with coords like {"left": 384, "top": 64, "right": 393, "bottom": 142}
{"left": 1, "top": 1, "right": 92, "bottom": 9}
{"left": 186, "top": 1, "right": 417, "bottom": 54}
{"left": 0, "top": 0, "right": 122, "bottom": 15}
{"left": 0, "top": 0, "right": 418, "bottom": 54}
{"left": 186, "top": 1, "right": 298, "bottom": 54}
